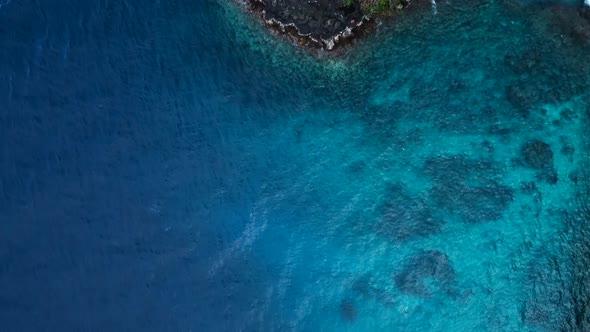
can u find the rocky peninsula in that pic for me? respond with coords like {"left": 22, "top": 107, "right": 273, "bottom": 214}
{"left": 236, "top": 0, "right": 590, "bottom": 53}
{"left": 241, "top": 0, "right": 410, "bottom": 52}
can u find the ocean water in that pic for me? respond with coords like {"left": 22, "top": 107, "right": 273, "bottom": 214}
{"left": 1, "top": 0, "right": 590, "bottom": 331}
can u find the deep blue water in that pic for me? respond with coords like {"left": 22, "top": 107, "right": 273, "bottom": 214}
{"left": 1, "top": 0, "right": 590, "bottom": 331}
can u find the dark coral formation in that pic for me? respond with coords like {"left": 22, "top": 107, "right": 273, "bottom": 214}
{"left": 352, "top": 273, "right": 376, "bottom": 297}
{"left": 505, "top": 83, "right": 544, "bottom": 115}
{"left": 520, "top": 181, "right": 538, "bottom": 194}
{"left": 521, "top": 140, "right": 558, "bottom": 184}
{"left": 393, "top": 250, "right": 456, "bottom": 298}
{"left": 560, "top": 171, "right": 590, "bottom": 330}
{"left": 555, "top": 99, "right": 590, "bottom": 330}
{"left": 340, "top": 299, "right": 357, "bottom": 321}
{"left": 550, "top": 5, "right": 590, "bottom": 46}
{"left": 376, "top": 183, "right": 442, "bottom": 242}
{"left": 582, "top": 7, "right": 590, "bottom": 24}
{"left": 536, "top": 169, "right": 558, "bottom": 185}
{"left": 520, "top": 240, "right": 573, "bottom": 330}
{"left": 423, "top": 156, "right": 494, "bottom": 187}
{"left": 424, "top": 156, "right": 513, "bottom": 223}
{"left": 561, "top": 142, "right": 575, "bottom": 162}
{"left": 503, "top": 35, "right": 587, "bottom": 115}
{"left": 521, "top": 140, "right": 553, "bottom": 170}
{"left": 352, "top": 273, "right": 396, "bottom": 307}
{"left": 520, "top": 181, "right": 543, "bottom": 216}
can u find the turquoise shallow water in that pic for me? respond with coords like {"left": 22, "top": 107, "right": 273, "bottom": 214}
{"left": 210, "top": 1, "right": 590, "bottom": 330}
{"left": 1, "top": 0, "right": 589, "bottom": 331}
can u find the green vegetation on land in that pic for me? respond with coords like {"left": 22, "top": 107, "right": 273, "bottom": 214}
{"left": 361, "top": 0, "right": 407, "bottom": 16}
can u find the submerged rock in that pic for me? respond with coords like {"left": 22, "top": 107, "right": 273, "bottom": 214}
{"left": 536, "top": 169, "right": 559, "bottom": 185}
{"left": 560, "top": 141, "right": 574, "bottom": 161}
{"left": 376, "top": 183, "right": 443, "bottom": 242}
{"left": 547, "top": 5, "right": 590, "bottom": 46}
{"left": 340, "top": 299, "right": 357, "bottom": 321}
{"left": 521, "top": 140, "right": 553, "bottom": 170}
{"left": 505, "top": 83, "right": 544, "bottom": 114}
{"left": 520, "top": 181, "right": 538, "bottom": 194}
{"left": 393, "top": 250, "right": 456, "bottom": 298}
{"left": 352, "top": 273, "right": 375, "bottom": 298}
{"left": 424, "top": 156, "right": 513, "bottom": 223}
{"left": 520, "top": 140, "right": 560, "bottom": 184}
{"left": 351, "top": 273, "right": 397, "bottom": 307}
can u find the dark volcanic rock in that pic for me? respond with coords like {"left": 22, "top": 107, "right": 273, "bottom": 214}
{"left": 243, "top": 0, "right": 410, "bottom": 51}
{"left": 249, "top": 0, "right": 367, "bottom": 50}
{"left": 263, "top": 0, "right": 363, "bottom": 39}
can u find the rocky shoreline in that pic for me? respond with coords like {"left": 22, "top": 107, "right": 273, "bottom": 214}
{"left": 236, "top": 0, "right": 590, "bottom": 54}
{"left": 240, "top": 0, "right": 409, "bottom": 52}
